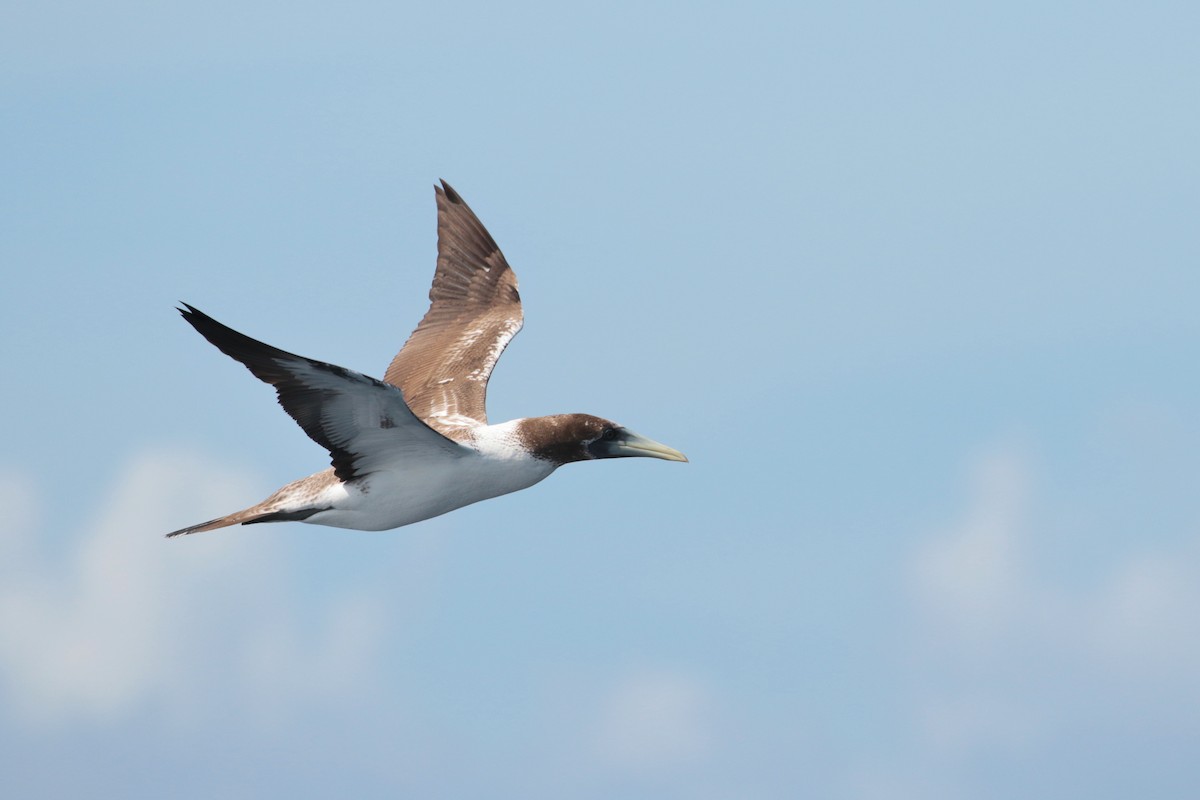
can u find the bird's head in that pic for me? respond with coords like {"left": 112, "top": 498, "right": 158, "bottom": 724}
{"left": 518, "top": 414, "right": 687, "bottom": 466}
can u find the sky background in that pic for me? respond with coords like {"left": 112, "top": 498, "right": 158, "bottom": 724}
{"left": 3, "top": 2, "right": 1199, "bottom": 798}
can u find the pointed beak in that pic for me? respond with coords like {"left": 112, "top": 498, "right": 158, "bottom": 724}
{"left": 597, "top": 429, "right": 688, "bottom": 462}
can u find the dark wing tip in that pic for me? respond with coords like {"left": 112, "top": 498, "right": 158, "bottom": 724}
{"left": 175, "top": 299, "right": 225, "bottom": 338}
{"left": 438, "top": 179, "right": 463, "bottom": 204}
{"left": 178, "top": 302, "right": 211, "bottom": 326}
{"left": 175, "top": 303, "right": 302, "bottom": 386}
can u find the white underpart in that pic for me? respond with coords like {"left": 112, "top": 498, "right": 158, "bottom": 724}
{"left": 303, "top": 419, "right": 555, "bottom": 531}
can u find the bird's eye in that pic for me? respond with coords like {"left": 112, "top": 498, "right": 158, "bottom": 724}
{"left": 602, "top": 428, "right": 618, "bottom": 441}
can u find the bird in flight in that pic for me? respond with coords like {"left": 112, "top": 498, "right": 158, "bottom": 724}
{"left": 167, "top": 181, "right": 686, "bottom": 537}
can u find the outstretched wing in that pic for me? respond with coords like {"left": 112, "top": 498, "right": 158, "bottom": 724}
{"left": 180, "top": 304, "right": 469, "bottom": 482}
{"left": 383, "top": 181, "right": 523, "bottom": 437}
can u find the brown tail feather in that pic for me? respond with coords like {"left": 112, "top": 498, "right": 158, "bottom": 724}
{"left": 165, "top": 507, "right": 271, "bottom": 538}
{"left": 166, "top": 505, "right": 329, "bottom": 538}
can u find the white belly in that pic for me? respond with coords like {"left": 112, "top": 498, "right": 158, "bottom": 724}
{"left": 303, "top": 432, "right": 557, "bottom": 531}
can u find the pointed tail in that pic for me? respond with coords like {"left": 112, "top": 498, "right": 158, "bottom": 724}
{"left": 166, "top": 507, "right": 272, "bottom": 538}
{"left": 166, "top": 506, "right": 326, "bottom": 538}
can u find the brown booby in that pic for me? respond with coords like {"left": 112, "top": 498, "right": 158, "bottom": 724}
{"left": 167, "top": 182, "right": 686, "bottom": 537}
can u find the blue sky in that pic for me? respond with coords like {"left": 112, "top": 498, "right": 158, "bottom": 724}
{"left": 2, "top": 2, "right": 1199, "bottom": 798}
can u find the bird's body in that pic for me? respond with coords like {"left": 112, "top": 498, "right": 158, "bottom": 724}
{"left": 168, "top": 182, "right": 685, "bottom": 538}
{"left": 249, "top": 422, "right": 554, "bottom": 532}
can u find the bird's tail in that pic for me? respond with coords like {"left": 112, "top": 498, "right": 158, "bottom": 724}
{"left": 165, "top": 504, "right": 324, "bottom": 538}
{"left": 167, "top": 469, "right": 339, "bottom": 538}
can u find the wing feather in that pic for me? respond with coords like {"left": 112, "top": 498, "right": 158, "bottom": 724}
{"left": 180, "top": 304, "right": 467, "bottom": 482}
{"left": 383, "top": 181, "right": 523, "bottom": 436}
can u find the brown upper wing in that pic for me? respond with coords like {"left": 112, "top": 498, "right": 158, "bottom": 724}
{"left": 383, "top": 181, "right": 523, "bottom": 437}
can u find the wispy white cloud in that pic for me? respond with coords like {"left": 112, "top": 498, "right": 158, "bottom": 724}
{"left": 0, "top": 449, "right": 387, "bottom": 727}
{"left": 912, "top": 442, "right": 1200, "bottom": 681}
{"left": 593, "top": 668, "right": 713, "bottom": 773}
{"left": 897, "top": 440, "right": 1200, "bottom": 792}
{"left": 911, "top": 447, "right": 1031, "bottom": 645}
{"left": 1091, "top": 550, "right": 1200, "bottom": 677}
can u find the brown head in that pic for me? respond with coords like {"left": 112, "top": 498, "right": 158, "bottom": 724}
{"left": 516, "top": 414, "right": 688, "bottom": 467}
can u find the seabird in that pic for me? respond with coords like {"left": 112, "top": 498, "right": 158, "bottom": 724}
{"left": 167, "top": 181, "right": 686, "bottom": 538}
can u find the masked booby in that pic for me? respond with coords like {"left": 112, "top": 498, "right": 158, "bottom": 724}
{"left": 167, "top": 181, "right": 686, "bottom": 537}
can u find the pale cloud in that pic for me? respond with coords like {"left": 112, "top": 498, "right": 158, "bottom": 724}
{"left": 594, "top": 668, "right": 713, "bottom": 772}
{"left": 1091, "top": 551, "right": 1200, "bottom": 678}
{"left": 911, "top": 442, "right": 1200, "bottom": 680}
{"left": 239, "top": 589, "right": 387, "bottom": 714}
{"left": 911, "top": 447, "right": 1031, "bottom": 643}
{"left": 901, "top": 440, "right": 1200, "bottom": 782}
{"left": 0, "top": 448, "right": 387, "bottom": 726}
